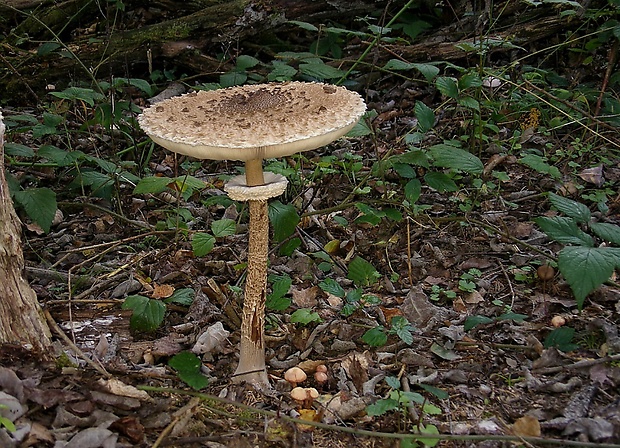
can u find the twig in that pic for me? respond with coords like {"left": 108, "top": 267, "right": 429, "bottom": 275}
{"left": 533, "top": 353, "right": 620, "bottom": 375}
{"left": 594, "top": 39, "right": 619, "bottom": 117}
{"left": 152, "top": 397, "right": 202, "bottom": 448}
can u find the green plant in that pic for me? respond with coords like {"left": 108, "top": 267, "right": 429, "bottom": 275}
{"left": 168, "top": 352, "right": 209, "bottom": 390}
{"left": 464, "top": 312, "right": 528, "bottom": 331}
{"left": 429, "top": 285, "right": 457, "bottom": 302}
{"left": 458, "top": 268, "right": 481, "bottom": 293}
{"left": 362, "top": 316, "right": 416, "bottom": 347}
{"left": 544, "top": 327, "right": 580, "bottom": 352}
{"left": 366, "top": 376, "right": 444, "bottom": 447}
{"left": 122, "top": 288, "right": 194, "bottom": 332}
{"left": 534, "top": 192, "right": 620, "bottom": 309}
{"left": 0, "top": 404, "right": 16, "bottom": 433}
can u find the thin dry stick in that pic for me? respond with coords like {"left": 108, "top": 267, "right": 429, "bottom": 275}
{"left": 533, "top": 353, "right": 620, "bottom": 375}
{"left": 152, "top": 397, "right": 202, "bottom": 448}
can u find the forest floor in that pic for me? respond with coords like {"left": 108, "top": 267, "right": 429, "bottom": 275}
{"left": 1, "top": 2, "right": 620, "bottom": 446}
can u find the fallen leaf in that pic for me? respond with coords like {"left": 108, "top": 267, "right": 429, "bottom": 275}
{"left": 578, "top": 165, "right": 604, "bottom": 186}
{"left": 292, "top": 286, "right": 319, "bottom": 308}
{"left": 97, "top": 378, "right": 151, "bottom": 401}
{"left": 151, "top": 283, "right": 174, "bottom": 299}
{"left": 512, "top": 415, "right": 541, "bottom": 437}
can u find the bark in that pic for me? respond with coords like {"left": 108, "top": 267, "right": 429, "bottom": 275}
{"left": 0, "top": 113, "right": 53, "bottom": 355}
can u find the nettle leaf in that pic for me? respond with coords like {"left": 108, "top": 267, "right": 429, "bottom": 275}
{"left": 192, "top": 233, "right": 215, "bottom": 257}
{"left": 347, "top": 256, "right": 380, "bottom": 287}
{"left": 558, "top": 246, "right": 620, "bottom": 309}
{"left": 290, "top": 309, "right": 322, "bottom": 325}
{"left": 122, "top": 295, "right": 166, "bottom": 332}
{"left": 424, "top": 171, "right": 458, "bottom": 192}
{"left": 429, "top": 144, "right": 483, "bottom": 174}
{"left": 414, "top": 101, "right": 435, "bottom": 133}
{"left": 362, "top": 327, "right": 388, "bottom": 347}
{"left": 13, "top": 187, "right": 57, "bottom": 233}
{"left": 548, "top": 192, "right": 591, "bottom": 223}
{"left": 534, "top": 216, "right": 594, "bottom": 247}
{"left": 211, "top": 218, "right": 236, "bottom": 238}
{"left": 589, "top": 222, "right": 620, "bottom": 245}
{"left": 319, "top": 278, "right": 346, "bottom": 298}
{"left": 269, "top": 200, "right": 300, "bottom": 242}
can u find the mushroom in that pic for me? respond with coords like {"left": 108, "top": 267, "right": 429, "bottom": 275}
{"left": 314, "top": 364, "right": 328, "bottom": 384}
{"left": 284, "top": 366, "right": 307, "bottom": 388}
{"left": 290, "top": 386, "right": 319, "bottom": 408}
{"left": 138, "top": 82, "right": 366, "bottom": 390}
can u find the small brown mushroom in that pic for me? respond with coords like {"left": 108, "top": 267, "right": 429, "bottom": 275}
{"left": 314, "top": 365, "right": 328, "bottom": 384}
{"left": 290, "top": 386, "right": 319, "bottom": 408}
{"left": 285, "top": 366, "right": 307, "bottom": 388}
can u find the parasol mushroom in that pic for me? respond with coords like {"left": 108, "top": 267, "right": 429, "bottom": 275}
{"left": 138, "top": 81, "right": 366, "bottom": 389}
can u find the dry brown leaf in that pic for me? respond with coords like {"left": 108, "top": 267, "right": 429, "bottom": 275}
{"left": 151, "top": 283, "right": 174, "bottom": 299}
{"left": 292, "top": 286, "right": 319, "bottom": 308}
{"left": 512, "top": 415, "right": 541, "bottom": 437}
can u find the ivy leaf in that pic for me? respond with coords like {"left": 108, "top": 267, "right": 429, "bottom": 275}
{"left": 13, "top": 187, "right": 57, "bottom": 233}
{"left": 558, "top": 246, "right": 620, "bottom": 309}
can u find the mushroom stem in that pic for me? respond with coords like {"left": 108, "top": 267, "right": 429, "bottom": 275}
{"left": 233, "top": 197, "right": 270, "bottom": 388}
{"left": 245, "top": 159, "right": 265, "bottom": 186}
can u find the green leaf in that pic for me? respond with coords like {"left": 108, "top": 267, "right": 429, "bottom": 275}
{"left": 115, "top": 78, "right": 153, "bottom": 96}
{"left": 122, "top": 295, "right": 166, "bottom": 332}
{"left": 13, "top": 188, "right": 57, "bottom": 233}
{"left": 430, "top": 342, "right": 460, "bottom": 360}
{"left": 165, "top": 288, "right": 195, "bottom": 306}
{"left": 279, "top": 237, "right": 301, "bottom": 256}
{"left": 211, "top": 218, "right": 236, "bottom": 238}
{"left": 497, "top": 312, "right": 528, "bottom": 322}
{"left": 424, "top": 172, "right": 458, "bottom": 192}
{"left": 288, "top": 20, "right": 319, "bottom": 31}
{"left": 534, "top": 216, "right": 594, "bottom": 247}
{"left": 290, "top": 309, "right": 322, "bottom": 325}
{"left": 319, "top": 278, "right": 346, "bottom": 297}
{"left": 266, "top": 295, "right": 291, "bottom": 311}
{"left": 385, "top": 376, "right": 401, "bottom": 389}
{"left": 458, "top": 96, "right": 480, "bottom": 111}
{"left": 347, "top": 256, "right": 380, "bottom": 287}
{"left": 519, "top": 154, "right": 561, "bottom": 179}
{"left": 458, "top": 72, "right": 482, "bottom": 89}
{"left": 270, "top": 275, "right": 292, "bottom": 300}
{"left": 366, "top": 398, "right": 399, "bottom": 416}
{"left": 558, "top": 246, "right": 620, "bottom": 309}
{"left": 419, "top": 384, "right": 449, "bottom": 400}
{"left": 236, "top": 55, "right": 260, "bottom": 71}
{"left": 192, "top": 233, "right": 215, "bottom": 257}
{"left": 38, "top": 145, "right": 84, "bottom": 166}
{"left": 382, "top": 60, "right": 439, "bottom": 81}
{"left": 405, "top": 179, "right": 422, "bottom": 204}
{"left": 415, "top": 101, "right": 435, "bottom": 133}
{"left": 589, "top": 222, "right": 620, "bottom": 245}
{"left": 50, "top": 87, "right": 105, "bottom": 107}
{"left": 354, "top": 202, "right": 384, "bottom": 226}
{"left": 4, "top": 143, "right": 35, "bottom": 157}
{"left": 133, "top": 176, "right": 173, "bottom": 195}
{"left": 544, "top": 327, "right": 579, "bottom": 352}
{"left": 299, "top": 62, "right": 346, "bottom": 80}
{"left": 464, "top": 315, "right": 494, "bottom": 330}
{"left": 362, "top": 327, "right": 388, "bottom": 347}
{"left": 548, "top": 193, "right": 591, "bottom": 223}
{"left": 429, "top": 144, "right": 483, "bottom": 174}
{"left": 169, "top": 352, "right": 209, "bottom": 390}
{"left": 435, "top": 77, "right": 459, "bottom": 99}
{"left": 390, "top": 316, "right": 414, "bottom": 345}
{"left": 37, "top": 41, "right": 61, "bottom": 55}
{"left": 269, "top": 200, "right": 300, "bottom": 242}
{"left": 219, "top": 71, "right": 247, "bottom": 87}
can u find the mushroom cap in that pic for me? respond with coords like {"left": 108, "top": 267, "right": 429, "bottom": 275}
{"left": 225, "top": 172, "right": 288, "bottom": 201}
{"left": 284, "top": 366, "right": 307, "bottom": 385}
{"left": 290, "top": 386, "right": 308, "bottom": 402}
{"left": 138, "top": 82, "right": 366, "bottom": 161}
